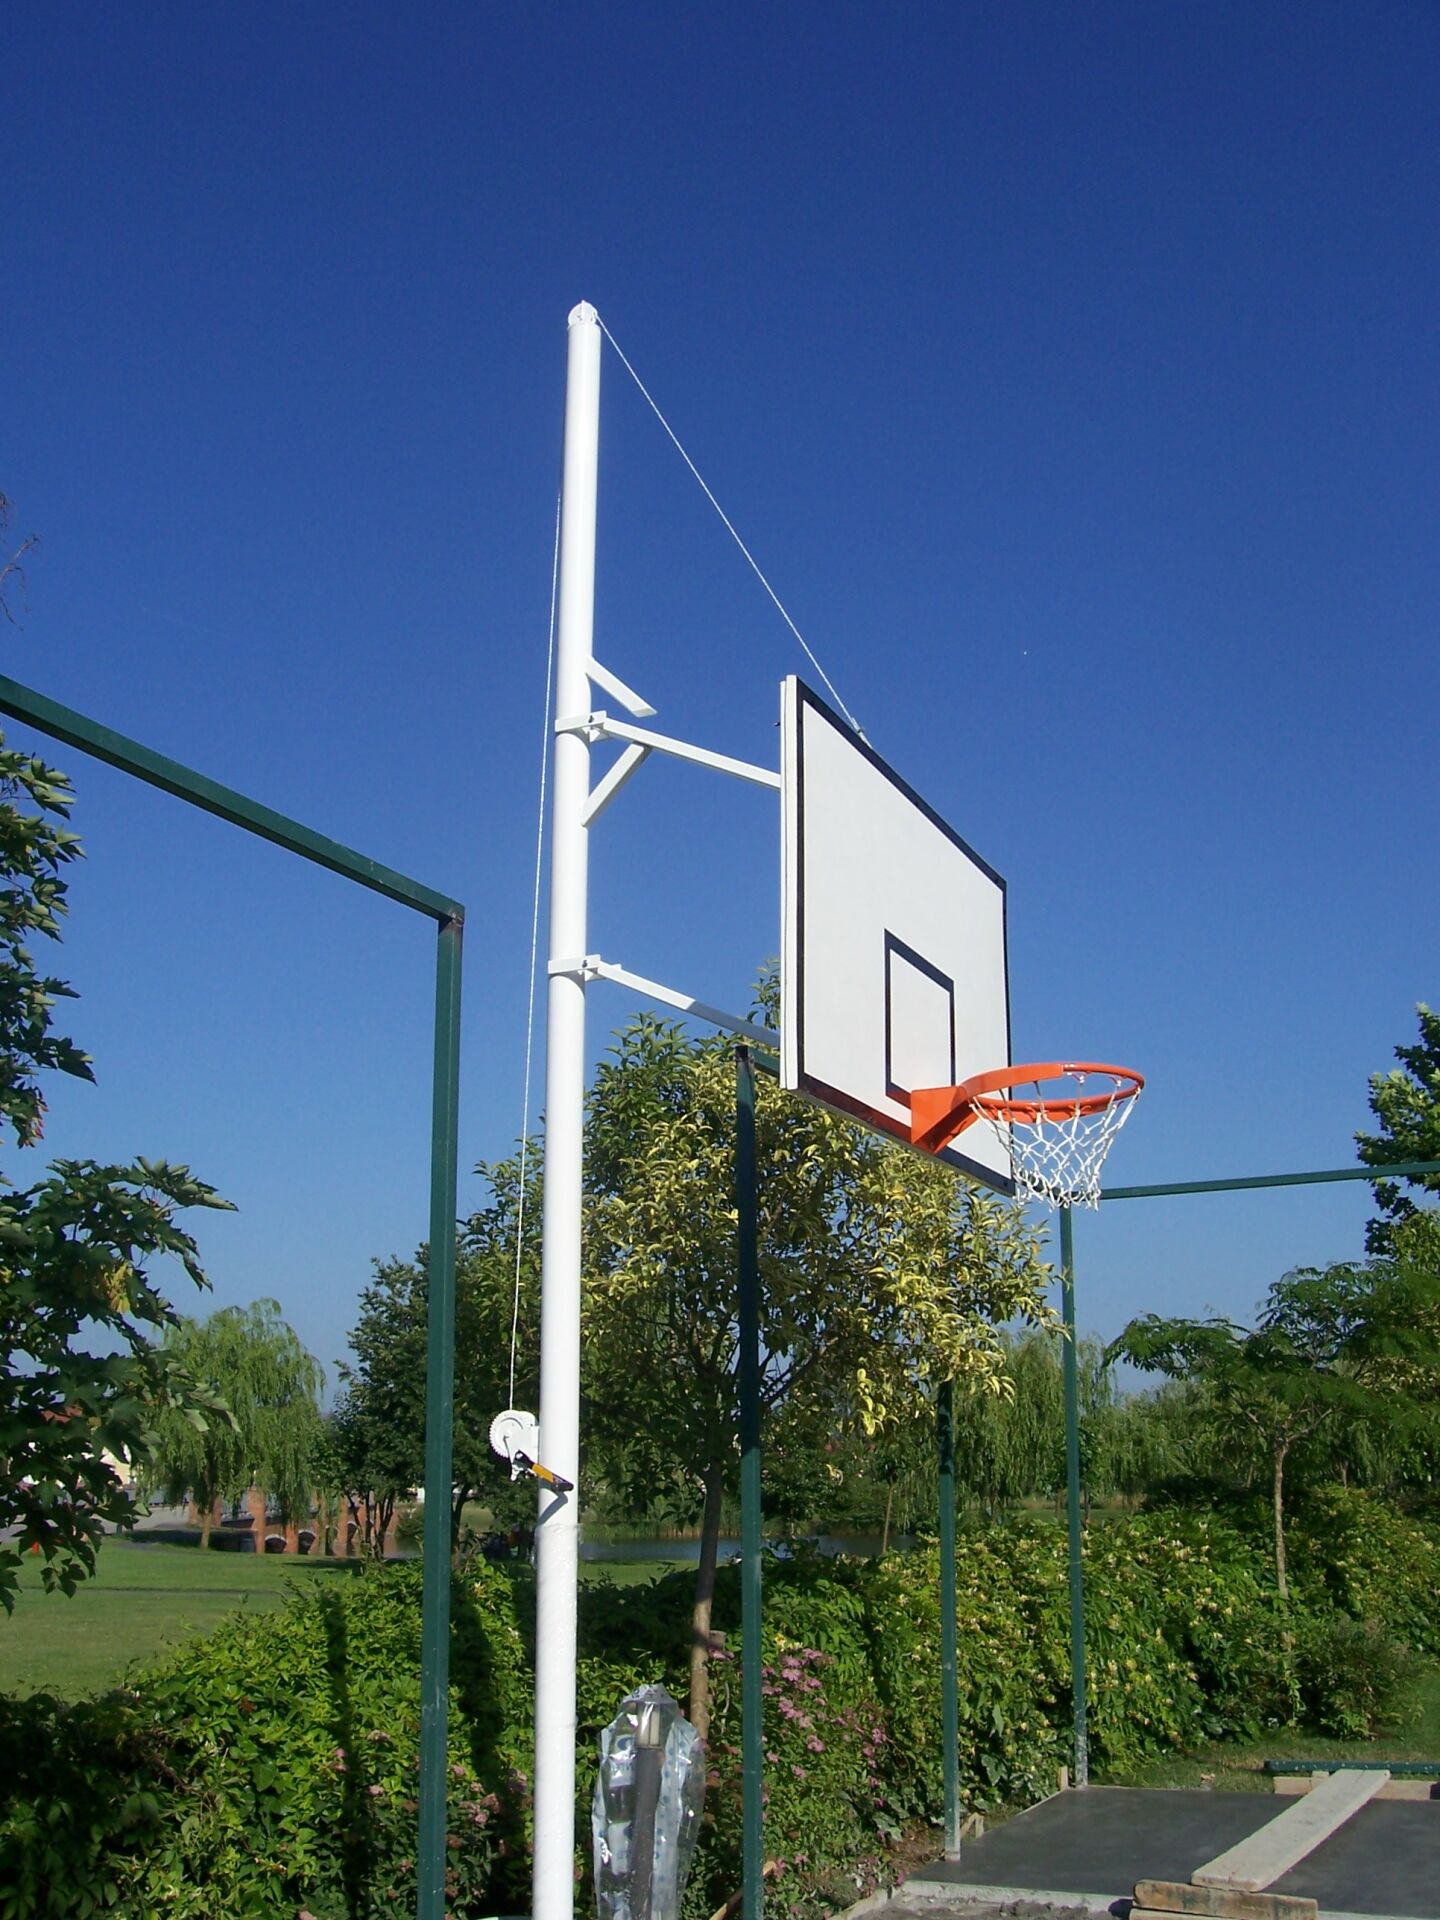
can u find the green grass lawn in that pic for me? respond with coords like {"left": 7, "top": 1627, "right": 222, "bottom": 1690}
{"left": 1105, "top": 1666, "right": 1440, "bottom": 1792}
{"left": 580, "top": 1556, "right": 690, "bottom": 1586}
{"left": 0, "top": 1537, "right": 359, "bottom": 1699}
{"left": 0, "top": 1535, "right": 689, "bottom": 1699}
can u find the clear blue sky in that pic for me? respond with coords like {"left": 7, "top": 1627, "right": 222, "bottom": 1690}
{"left": 8, "top": 3, "right": 1438, "bottom": 1383}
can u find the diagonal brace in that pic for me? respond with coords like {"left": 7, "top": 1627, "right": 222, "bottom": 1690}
{"left": 547, "top": 954, "right": 778, "bottom": 1048}
{"left": 555, "top": 710, "right": 780, "bottom": 791}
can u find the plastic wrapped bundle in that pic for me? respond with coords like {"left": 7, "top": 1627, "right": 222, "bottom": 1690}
{"left": 592, "top": 1683, "right": 705, "bottom": 1920}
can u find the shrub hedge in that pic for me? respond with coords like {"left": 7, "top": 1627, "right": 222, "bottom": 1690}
{"left": 2, "top": 1501, "right": 1435, "bottom": 1918}
{"left": 1284, "top": 1487, "right": 1440, "bottom": 1659}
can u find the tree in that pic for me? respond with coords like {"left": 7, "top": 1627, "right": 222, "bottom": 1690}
{"left": 1109, "top": 1250, "right": 1440, "bottom": 1597}
{"left": 582, "top": 1010, "right": 1054, "bottom": 1735}
{"left": 1356, "top": 1003, "right": 1440, "bottom": 1254}
{"left": 946, "top": 1329, "right": 1063, "bottom": 1517}
{"left": 942, "top": 1328, "right": 1173, "bottom": 1520}
{"left": 337, "top": 1148, "right": 541, "bottom": 1551}
{"left": 0, "top": 713, "right": 229, "bottom": 1609}
{"left": 321, "top": 1388, "right": 410, "bottom": 1556}
{"left": 1092, "top": 1379, "right": 1208, "bottom": 1506}
{"left": 1319, "top": 1212, "right": 1440, "bottom": 1497}
{"left": 0, "top": 493, "right": 39, "bottom": 629}
{"left": 145, "top": 1300, "right": 324, "bottom": 1546}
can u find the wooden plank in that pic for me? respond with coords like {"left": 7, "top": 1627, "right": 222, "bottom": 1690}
{"left": 1273, "top": 1773, "right": 1437, "bottom": 1801}
{"left": 1372, "top": 1778, "right": 1438, "bottom": 1801}
{"left": 1134, "top": 1878, "right": 1318, "bottom": 1919}
{"left": 1132, "top": 1908, "right": 1316, "bottom": 1920}
{"left": 1191, "top": 1768, "right": 1389, "bottom": 1892}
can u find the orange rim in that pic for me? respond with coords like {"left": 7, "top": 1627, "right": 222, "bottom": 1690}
{"left": 909, "top": 1062, "right": 1144, "bottom": 1156}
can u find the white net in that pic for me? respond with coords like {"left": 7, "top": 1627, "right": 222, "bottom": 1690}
{"left": 970, "top": 1067, "right": 1141, "bottom": 1210}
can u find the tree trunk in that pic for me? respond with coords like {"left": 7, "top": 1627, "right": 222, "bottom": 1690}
{"left": 880, "top": 1478, "right": 895, "bottom": 1556}
{"left": 1272, "top": 1441, "right": 1289, "bottom": 1601}
{"left": 688, "top": 1464, "right": 726, "bottom": 1741}
{"left": 198, "top": 1498, "right": 215, "bottom": 1551}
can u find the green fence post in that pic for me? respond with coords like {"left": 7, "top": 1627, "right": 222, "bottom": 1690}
{"left": 735, "top": 1047, "right": 764, "bottom": 1920}
{"left": 1060, "top": 1205, "right": 1087, "bottom": 1788}
{"left": 937, "top": 1378, "right": 961, "bottom": 1857}
{"left": 417, "top": 914, "right": 463, "bottom": 1920}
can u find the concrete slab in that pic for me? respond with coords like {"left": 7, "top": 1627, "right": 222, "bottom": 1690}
{"left": 1269, "top": 1802, "right": 1439, "bottom": 1917}
{"left": 1194, "top": 1770, "right": 1389, "bottom": 1891}
{"left": 903, "top": 1788, "right": 1438, "bottom": 1919}
{"left": 909, "top": 1789, "right": 1279, "bottom": 1902}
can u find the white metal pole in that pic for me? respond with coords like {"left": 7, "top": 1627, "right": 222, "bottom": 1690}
{"left": 533, "top": 300, "right": 601, "bottom": 1920}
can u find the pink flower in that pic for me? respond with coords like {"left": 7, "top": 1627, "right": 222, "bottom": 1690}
{"left": 368, "top": 1784, "right": 384, "bottom": 1798}
{"left": 806, "top": 1735, "right": 824, "bottom": 1753}
{"left": 791, "top": 1764, "right": 808, "bottom": 1780}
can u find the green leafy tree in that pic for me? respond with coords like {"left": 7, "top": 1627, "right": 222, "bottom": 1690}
{"left": 145, "top": 1299, "right": 324, "bottom": 1546}
{"left": 323, "top": 1386, "right": 412, "bottom": 1556}
{"left": 582, "top": 1010, "right": 1054, "bottom": 1735}
{"left": 1109, "top": 1250, "right": 1440, "bottom": 1597}
{"left": 0, "top": 717, "right": 229, "bottom": 1609}
{"left": 1318, "top": 1213, "right": 1440, "bottom": 1497}
{"left": 338, "top": 1152, "right": 541, "bottom": 1550}
{"left": 1357, "top": 1003, "right": 1440, "bottom": 1254}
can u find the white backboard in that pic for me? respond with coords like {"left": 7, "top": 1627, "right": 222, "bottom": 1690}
{"left": 780, "top": 678, "right": 1013, "bottom": 1193}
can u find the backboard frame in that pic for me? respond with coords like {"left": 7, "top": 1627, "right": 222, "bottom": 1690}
{"left": 780, "top": 677, "right": 1015, "bottom": 1195}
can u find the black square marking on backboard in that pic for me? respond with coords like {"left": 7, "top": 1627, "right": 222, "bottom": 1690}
{"left": 883, "top": 931, "right": 956, "bottom": 1104}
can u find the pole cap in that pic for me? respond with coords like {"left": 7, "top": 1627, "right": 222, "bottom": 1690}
{"left": 568, "top": 300, "right": 599, "bottom": 327}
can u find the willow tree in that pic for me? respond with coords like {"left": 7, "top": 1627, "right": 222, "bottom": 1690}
{"left": 582, "top": 1012, "right": 1054, "bottom": 1736}
{"left": 147, "top": 1299, "right": 324, "bottom": 1545}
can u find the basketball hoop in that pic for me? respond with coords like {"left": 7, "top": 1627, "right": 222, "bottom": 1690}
{"left": 910, "top": 1062, "right": 1144, "bottom": 1209}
